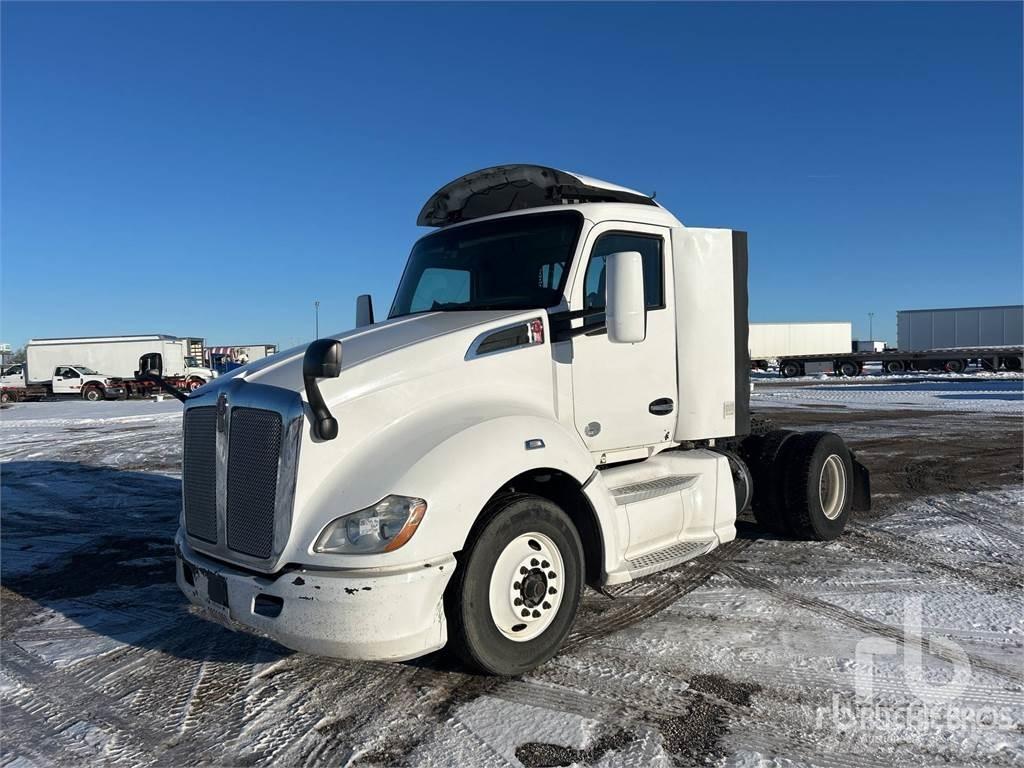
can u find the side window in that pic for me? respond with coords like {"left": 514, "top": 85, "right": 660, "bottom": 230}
{"left": 65, "top": 368, "right": 81, "bottom": 379}
{"left": 409, "top": 267, "right": 471, "bottom": 313}
{"left": 583, "top": 232, "right": 664, "bottom": 318}
{"left": 55, "top": 367, "right": 69, "bottom": 378}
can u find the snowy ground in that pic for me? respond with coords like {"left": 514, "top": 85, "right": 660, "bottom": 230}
{"left": 1, "top": 385, "right": 1022, "bottom": 767}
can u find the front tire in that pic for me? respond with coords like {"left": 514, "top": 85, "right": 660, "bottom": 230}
{"left": 447, "top": 494, "right": 583, "bottom": 676}
{"left": 83, "top": 386, "right": 104, "bottom": 402}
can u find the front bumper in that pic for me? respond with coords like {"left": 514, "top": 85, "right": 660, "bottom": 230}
{"left": 176, "top": 533, "right": 456, "bottom": 662}
{"left": 105, "top": 385, "right": 126, "bottom": 400}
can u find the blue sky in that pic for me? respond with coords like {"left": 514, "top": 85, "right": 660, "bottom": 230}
{"left": 2, "top": 1, "right": 1021, "bottom": 349}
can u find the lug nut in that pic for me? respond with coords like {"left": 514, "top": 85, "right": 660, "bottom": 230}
{"left": 520, "top": 567, "right": 528, "bottom": 575}
{"left": 541, "top": 560, "right": 549, "bottom": 568}
{"left": 531, "top": 558, "right": 539, "bottom": 567}
{"left": 549, "top": 587, "right": 557, "bottom": 595}
{"left": 542, "top": 601, "right": 551, "bottom": 610}
{"left": 548, "top": 571, "right": 556, "bottom": 579}
{"left": 521, "top": 609, "right": 530, "bottom": 617}
{"left": 532, "top": 610, "right": 541, "bottom": 618}
{"left": 514, "top": 598, "right": 522, "bottom": 606}
{"left": 513, "top": 581, "right": 520, "bottom": 589}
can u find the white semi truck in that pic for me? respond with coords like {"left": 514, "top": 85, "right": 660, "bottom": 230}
{"left": 170, "top": 165, "right": 870, "bottom": 675}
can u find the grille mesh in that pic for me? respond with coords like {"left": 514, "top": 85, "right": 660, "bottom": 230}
{"left": 183, "top": 407, "right": 217, "bottom": 543}
{"left": 226, "top": 407, "right": 282, "bottom": 559}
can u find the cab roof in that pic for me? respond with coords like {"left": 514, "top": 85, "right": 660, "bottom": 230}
{"left": 417, "top": 164, "right": 659, "bottom": 227}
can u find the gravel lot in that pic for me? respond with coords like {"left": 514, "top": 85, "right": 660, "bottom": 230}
{"left": 2, "top": 376, "right": 1022, "bottom": 766}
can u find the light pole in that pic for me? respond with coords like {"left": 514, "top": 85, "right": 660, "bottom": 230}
{"left": 315, "top": 300, "right": 320, "bottom": 338}
{"left": 868, "top": 312, "right": 875, "bottom": 340}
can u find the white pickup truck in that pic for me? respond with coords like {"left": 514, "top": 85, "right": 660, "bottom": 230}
{"left": 173, "top": 165, "right": 870, "bottom": 675}
{"left": 1, "top": 363, "right": 125, "bottom": 403}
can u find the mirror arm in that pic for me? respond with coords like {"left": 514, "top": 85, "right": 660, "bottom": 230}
{"left": 302, "top": 339, "right": 342, "bottom": 440}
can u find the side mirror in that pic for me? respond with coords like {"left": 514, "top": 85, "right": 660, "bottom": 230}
{"left": 303, "top": 339, "right": 343, "bottom": 440}
{"left": 605, "top": 251, "right": 646, "bottom": 344}
{"left": 355, "top": 294, "right": 375, "bottom": 328}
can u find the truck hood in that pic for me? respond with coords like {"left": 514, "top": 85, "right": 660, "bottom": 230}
{"left": 211, "top": 309, "right": 535, "bottom": 394}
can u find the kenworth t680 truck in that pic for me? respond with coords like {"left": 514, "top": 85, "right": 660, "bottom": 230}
{"left": 171, "top": 165, "right": 870, "bottom": 675}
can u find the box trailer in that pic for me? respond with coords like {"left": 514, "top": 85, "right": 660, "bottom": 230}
{"left": 24, "top": 335, "right": 216, "bottom": 395}
{"left": 897, "top": 306, "right": 1023, "bottom": 351}
{"left": 749, "top": 322, "right": 851, "bottom": 368}
{"left": 170, "top": 164, "right": 870, "bottom": 675}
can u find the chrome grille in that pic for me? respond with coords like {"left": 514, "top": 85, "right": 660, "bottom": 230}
{"left": 226, "top": 407, "right": 283, "bottom": 559}
{"left": 183, "top": 407, "right": 217, "bottom": 542}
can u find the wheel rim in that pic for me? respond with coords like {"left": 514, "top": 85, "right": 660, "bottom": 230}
{"left": 819, "top": 454, "right": 847, "bottom": 520}
{"left": 488, "top": 532, "right": 565, "bottom": 642}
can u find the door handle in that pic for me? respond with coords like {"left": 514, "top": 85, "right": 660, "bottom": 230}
{"left": 649, "top": 398, "right": 674, "bottom": 415}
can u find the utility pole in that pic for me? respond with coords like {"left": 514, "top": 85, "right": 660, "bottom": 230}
{"left": 315, "top": 300, "right": 320, "bottom": 339}
{"left": 868, "top": 312, "right": 874, "bottom": 340}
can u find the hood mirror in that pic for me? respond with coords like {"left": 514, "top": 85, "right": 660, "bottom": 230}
{"left": 356, "top": 294, "right": 375, "bottom": 328}
{"left": 303, "top": 339, "right": 342, "bottom": 440}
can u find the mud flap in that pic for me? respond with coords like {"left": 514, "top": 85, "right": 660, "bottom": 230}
{"left": 850, "top": 452, "right": 871, "bottom": 511}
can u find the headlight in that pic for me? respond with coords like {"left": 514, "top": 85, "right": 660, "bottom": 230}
{"left": 313, "top": 495, "right": 427, "bottom": 554}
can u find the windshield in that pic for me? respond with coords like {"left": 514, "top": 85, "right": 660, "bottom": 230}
{"left": 389, "top": 211, "right": 582, "bottom": 318}
{"left": 75, "top": 366, "right": 101, "bottom": 375}
{"left": 185, "top": 356, "right": 202, "bottom": 368}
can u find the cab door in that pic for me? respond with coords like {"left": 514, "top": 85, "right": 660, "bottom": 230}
{"left": 568, "top": 222, "right": 677, "bottom": 455}
{"left": 52, "top": 367, "right": 81, "bottom": 394}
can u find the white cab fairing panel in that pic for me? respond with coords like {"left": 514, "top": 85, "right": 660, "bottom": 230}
{"left": 567, "top": 221, "right": 678, "bottom": 454}
{"left": 586, "top": 449, "right": 737, "bottom": 585}
{"left": 672, "top": 228, "right": 737, "bottom": 440}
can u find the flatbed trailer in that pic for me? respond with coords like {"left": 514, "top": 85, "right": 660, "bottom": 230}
{"left": 777, "top": 346, "right": 1024, "bottom": 377}
{"left": 0, "top": 384, "right": 49, "bottom": 403}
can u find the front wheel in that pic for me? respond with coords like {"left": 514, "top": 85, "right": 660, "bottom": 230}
{"left": 186, "top": 377, "right": 206, "bottom": 391}
{"left": 446, "top": 494, "right": 583, "bottom": 676}
{"left": 83, "top": 386, "right": 104, "bottom": 402}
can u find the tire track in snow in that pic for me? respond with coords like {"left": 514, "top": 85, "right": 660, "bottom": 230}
{"left": 721, "top": 565, "right": 1022, "bottom": 683}
{"left": 565, "top": 538, "right": 755, "bottom": 649}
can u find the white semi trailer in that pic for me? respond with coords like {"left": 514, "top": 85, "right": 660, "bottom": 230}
{"left": 749, "top": 322, "right": 852, "bottom": 369}
{"left": 170, "top": 165, "right": 870, "bottom": 675}
{"left": 25, "top": 335, "right": 216, "bottom": 395}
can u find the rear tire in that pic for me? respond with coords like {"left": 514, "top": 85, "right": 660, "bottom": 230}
{"left": 0, "top": 391, "right": 11, "bottom": 404}
{"left": 782, "top": 432, "right": 853, "bottom": 540}
{"left": 943, "top": 359, "right": 965, "bottom": 374}
{"left": 743, "top": 429, "right": 797, "bottom": 535}
{"left": 446, "top": 494, "right": 583, "bottom": 676}
{"left": 883, "top": 360, "right": 905, "bottom": 374}
{"left": 836, "top": 360, "right": 859, "bottom": 377}
{"left": 1003, "top": 356, "right": 1022, "bottom": 372}
{"left": 780, "top": 361, "right": 801, "bottom": 378}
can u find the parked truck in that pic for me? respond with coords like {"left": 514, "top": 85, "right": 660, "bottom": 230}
{"left": 171, "top": 165, "right": 870, "bottom": 675}
{"left": 1, "top": 360, "right": 125, "bottom": 403}
{"left": 24, "top": 335, "right": 216, "bottom": 396}
{"left": 775, "top": 305, "right": 1023, "bottom": 377}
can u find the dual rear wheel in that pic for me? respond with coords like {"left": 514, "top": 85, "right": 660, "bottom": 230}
{"left": 744, "top": 430, "right": 854, "bottom": 540}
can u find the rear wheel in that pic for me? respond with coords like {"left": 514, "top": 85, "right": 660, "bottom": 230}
{"left": 782, "top": 432, "right": 853, "bottom": 540}
{"left": 743, "top": 429, "right": 797, "bottom": 535}
{"left": 883, "top": 359, "right": 905, "bottom": 374}
{"left": 1003, "top": 356, "right": 1022, "bottom": 372}
{"left": 836, "top": 360, "right": 859, "bottom": 377}
{"left": 446, "top": 494, "right": 583, "bottom": 676}
{"left": 943, "top": 359, "right": 966, "bottom": 374}
{"left": 0, "top": 391, "right": 11, "bottom": 404}
{"left": 780, "top": 361, "right": 801, "bottom": 378}
{"left": 83, "top": 386, "right": 104, "bottom": 402}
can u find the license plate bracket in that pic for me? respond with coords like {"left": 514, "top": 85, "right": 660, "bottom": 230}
{"left": 207, "top": 573, "right": 229, "bottom": 608}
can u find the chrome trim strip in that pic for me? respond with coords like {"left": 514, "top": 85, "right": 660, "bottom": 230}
{"left": 184, "top": 377, "right": 304, "bottom": 573}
